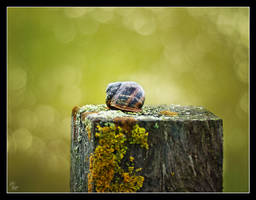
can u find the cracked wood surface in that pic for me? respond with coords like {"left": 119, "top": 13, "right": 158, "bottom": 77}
{"left": 70, "top": 104, "right": 223, "bottom": 192}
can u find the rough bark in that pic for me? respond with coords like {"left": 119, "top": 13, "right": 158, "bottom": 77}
{"left": 70, "top": 104, "right": 223, "bottom": 192}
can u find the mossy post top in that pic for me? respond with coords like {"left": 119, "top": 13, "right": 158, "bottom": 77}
{"left": 73, "top": 104, "right": 222, "bottom": 123}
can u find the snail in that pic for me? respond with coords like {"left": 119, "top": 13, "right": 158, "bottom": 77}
{"left": 105, "top": 81, "right": 145, "bottom": 112}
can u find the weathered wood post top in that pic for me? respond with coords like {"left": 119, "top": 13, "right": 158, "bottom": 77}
{"left": 70, "top": 104, "right": 223, "bottom": 192}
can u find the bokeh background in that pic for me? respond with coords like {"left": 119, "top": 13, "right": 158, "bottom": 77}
{"left": 7, "top": 7, "right": 249, "bottom": 192}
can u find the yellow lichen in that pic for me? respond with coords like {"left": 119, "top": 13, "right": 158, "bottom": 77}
{"left": 88, "top": 123, "right": 149, "bottom": 192}
{"left": 129, "top": 124, "right": 149, "bottom": 149}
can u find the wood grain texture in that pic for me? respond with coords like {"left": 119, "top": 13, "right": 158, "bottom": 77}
{"left": 70, "top": 104, "right": 223, "bottom": 192}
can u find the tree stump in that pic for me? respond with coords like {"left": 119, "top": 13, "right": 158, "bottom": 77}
{"left": 70, "top": 104, "right": 223, "bottom": 192}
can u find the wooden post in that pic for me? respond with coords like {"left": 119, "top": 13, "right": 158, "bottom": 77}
{"left": 70, "top": 104, "right": 223, "bottom": 192}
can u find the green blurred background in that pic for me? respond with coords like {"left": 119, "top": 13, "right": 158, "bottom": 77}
{"left": 7, "top": 7, "right": 249, "bottom": 192}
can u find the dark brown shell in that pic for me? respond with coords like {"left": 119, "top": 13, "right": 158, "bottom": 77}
{"left": 105, "top": 81, "right": 145, "bottom": 112}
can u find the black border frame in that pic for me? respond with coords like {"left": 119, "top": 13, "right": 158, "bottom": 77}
{"left": 1, "top": 0, "right": 254, "bottom": 199}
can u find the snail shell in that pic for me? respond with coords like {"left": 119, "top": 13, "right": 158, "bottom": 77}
{"left": 105, "top": 81, "right": 145, "bottom": 112}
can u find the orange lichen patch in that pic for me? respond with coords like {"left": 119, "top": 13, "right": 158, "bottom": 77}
{"left": 72, "top": 105, "right": 80, "bottom": 116}
{"left": 123, "top": 173, "right": 130, "bottom": 183}
{"left": 121, "top": 173, "right": 144, "bottom": 192}
{"left": 160, "top": 110, "right": 178, "bottom": 116}
{"left": 72, "top": 106, "right": 81, "bottom": 141}
{"left": 81, "top": 111, "right": 98, "bottom": 121}
{"left": 87, "top": 126, "right": 91, "bottom": 140}
{"left": 88, "top": 155, "right": 94, "bottom": 192}
{"left": 113, "top": 117, "right": 137, "bottom": 132}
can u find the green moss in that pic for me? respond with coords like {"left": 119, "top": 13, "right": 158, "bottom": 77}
{"left": 154, "top": 122, "right": 159, "bottom": 129}
{"left": 88, "top": 123, "right": 149, "bottom": 192}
